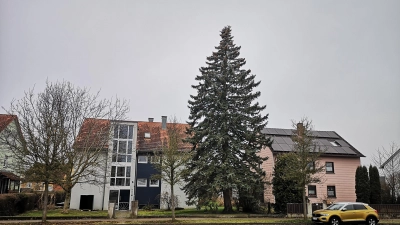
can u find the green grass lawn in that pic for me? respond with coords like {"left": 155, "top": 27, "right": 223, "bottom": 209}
{"left": 18, "top": 209, "right": 108, "bottom": 217}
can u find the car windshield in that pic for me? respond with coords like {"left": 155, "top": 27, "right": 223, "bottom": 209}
{"left": 326, "top": 204, "right": 345, "bottom": 210}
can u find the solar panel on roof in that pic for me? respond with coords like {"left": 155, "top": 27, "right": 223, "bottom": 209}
{"left": 317, "top": 131, "right": 331, "bottom": 138}
{"left": 271, "top": 143, "right": 282, "bottom": 151}
{"left": 341, "top": 147, "right": 357, "bottom": 155}
{"left": 283, "top": 137, "right": 294, "bottom": 145}
{"left": 273, "top": 136, "right": 286, "bottom": 144}
{"left": 324, "top": 146, "right": 338, "bottom": 154}
{"left": 318, "top": 139, "right": 332, "bottom": 146}
{"left": 326, "top": 131, "right": 340, "bottom": 138}
{"left": 312, "top": 131, "right": 321, "bottom": 137}
{"left": 334, "top": 147, "right": 348, "bottom": 154}
{"left": 276, "top": 129, "right": 287, "bottom": 135}
{"left": 279, "top": 143, "right": 292, "bottom": 152}
{"left": 335, "top": 140, "right": 350, "bottom": 147}
{"left": 267, "top": 128, "right": 278, "bottom": 135}
{"left": 283, "top": 129, "right": 294, "bottom": 135}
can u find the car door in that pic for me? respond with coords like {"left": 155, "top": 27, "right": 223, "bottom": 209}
{"left": 340, "top": 204, "right": 357, "bottom": 222}
{"left": 353, "top": 204, "right": 368, "bottom": 221}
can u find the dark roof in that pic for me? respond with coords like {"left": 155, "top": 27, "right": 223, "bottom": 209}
{"left": 0, "top": 114, "right": 17, "bottom": 133}
{"left": 262, "top": 128, "right": 365, "bottom": 157}
{"left": 0, "top": 170, "right": 20, "bottom": 181}
{"left": 74, "top": 118, "right": 111, "bottom": 149}
{"left": 137, "top": 122, "right": 191, "bottom": 152}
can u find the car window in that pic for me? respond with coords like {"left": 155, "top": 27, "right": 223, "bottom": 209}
{"left": 327, "top": 204, "right": 345, "bottom": 210}
{"left": 344, "top": 204, "right": 354, "bottom": 210}
{"left": 354, "top": 204, "right": 367, "bottom": 210}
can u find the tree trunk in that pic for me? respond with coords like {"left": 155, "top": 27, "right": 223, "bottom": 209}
{"left": 222, "top": 188, "right": 233, "bottom": 213}
{"left": 302, "top": 187, "right": 307, "bottom": 220}
{"left": 171, "top": 185, "right": 176, "bottom": 221}
{"left": 62, "top": 188, "right": 71, "bottom": 213}
{"left": 42, "top": 181, "right": 49, "bottom": 223}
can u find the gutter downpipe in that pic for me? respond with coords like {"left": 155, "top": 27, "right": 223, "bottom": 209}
{"left": 102, "top": 148, "right": 108, "bottom": 210}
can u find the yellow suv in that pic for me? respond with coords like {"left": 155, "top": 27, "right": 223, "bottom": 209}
{"left": 312, "top": 202, "right": 379, "bottom": 225}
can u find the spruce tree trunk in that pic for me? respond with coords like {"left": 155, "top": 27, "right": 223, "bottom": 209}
{"left": 302, "top": 187, "right": 307, "bottom": 220}
{"left": 63, "top": 188, "right": 71, "bottom": 213}
{"left": 171, "top": 185, "right": 176, "bottom": 221}
{"left": 223, "top": 189, "right": 233, "bottom": 213}
{"left": 42, "top": 181, "right": 49, "bottom": 223}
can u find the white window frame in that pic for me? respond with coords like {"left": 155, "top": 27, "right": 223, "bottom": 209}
{"left": 138, "top": 156, "right": 148, "bottom": 163}
{"left": 149, "top": 179, "right": 159, "bottom": 187}
{"left": 137, "top": 178, "right": 147, "bottom": 187}
{"left": 326, "top": 162, "right": 334, "bottom": 173}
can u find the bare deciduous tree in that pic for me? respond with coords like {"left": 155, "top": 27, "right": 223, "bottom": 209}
{"left": 150, "top": 116, "right": 192, "bottom": 221}
{"left": 374, "top": 142, "right": 400, "bottom": 203}
{"left": 283, "top": 118, "right": 326, "bottom": 220}
{"left": 1, "top": 81, "right": 128, "bottom": 221}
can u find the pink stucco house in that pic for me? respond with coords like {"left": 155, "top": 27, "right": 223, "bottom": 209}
{"left": 260, "top": 127, "right": 365, "bottom": 205}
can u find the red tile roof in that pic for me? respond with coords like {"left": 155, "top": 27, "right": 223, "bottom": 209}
{"left": 136, "top": 122, "right": 191, "bottom": 152}
{"left": 0, "top": 114, "right": 17, "bottom": 133}
{"left": 74, "top": 118, "right": 111, "bottom": 149}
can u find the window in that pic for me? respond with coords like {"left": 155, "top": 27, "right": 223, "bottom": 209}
{"left": 119, "top": 125, "right": 128, "bottom": 139}
{"left": 117, "top": 167, "right": 125, "bottom": 177}
{"left": 137, "top": 178, "right": 147, "bottom": 187}
{"left": 308, "top": 185, "right": 317, "bottom": 197}
{"left": 145, "top": 132, "right": 151, "bottom": 138}
{"left": 110, "top": 166, "right": 130, "bottom": 186}
{"left": 354, "top": 204, "right": 367, "bottom": 210}
{"left": 150, "top": 179, "right": 159, "bottom": 187}
{"left": 138, "top": 155, "right": 148, "bottom": 163}
{"left": 326, "top": 162, "right": 334, "bottom": 173}
{"left": 327, "top": 186, "right": 336, "bottom": 197}
{"left": 307, "top": 161, "right": 315, "bottom": 170}
{"left": 150, "top": 156, "right": 160, "bottom": 164}
{"left": 330, "top": 140, "right": 341, "bottom": 147}
{"left": 113, "top": 124, "right": 134, "bottom": 139}
{"left": 112, "top": 139, "right": 133, "bottom": 163}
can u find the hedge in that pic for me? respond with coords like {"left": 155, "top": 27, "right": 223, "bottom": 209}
{"left": 0, "top": 193, "right": 39, "bottom": 216}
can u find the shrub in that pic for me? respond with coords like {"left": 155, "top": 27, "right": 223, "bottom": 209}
{"left": 0, "top": 193, "right": 39, "bottom": 216}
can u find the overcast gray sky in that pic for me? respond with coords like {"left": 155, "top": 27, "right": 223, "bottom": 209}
{"left": 1, "top": 0, "right": 399, "bottom": 166}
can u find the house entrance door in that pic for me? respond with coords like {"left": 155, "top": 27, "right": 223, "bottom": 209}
{"left": 119, "top": 189, "right": 130, "bottom": 210}
{"left": 109, "top": 189, "right": 130, "bottom": 210}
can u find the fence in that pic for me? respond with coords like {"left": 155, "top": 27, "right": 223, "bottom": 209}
{"left": 370, "top": 204, "right": 400, "bottom": 218}
{"left": 287, "top": 203, "right": 304, "bottom": 214}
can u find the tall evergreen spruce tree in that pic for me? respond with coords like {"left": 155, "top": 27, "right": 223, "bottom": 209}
{"left": 369, "top": 165, "right": 381, "bottom": 204}
{"left": 184, "top": 26, "right": 272, "bottom": 213}
{"left": 355, "top": 165, "right": 370, "bottom": 203}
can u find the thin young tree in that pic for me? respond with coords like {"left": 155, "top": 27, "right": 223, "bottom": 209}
{"left": 1, "top": 81, "right": 128, "bottom": 221}
{"left": 150, "top": 116, "right": 192, "bottom": 221}
{"left": 185, "top": 26, "right": 272, "bottom": 213}
{"left": 283, "top": 118, "right": 325, "bottom": 219}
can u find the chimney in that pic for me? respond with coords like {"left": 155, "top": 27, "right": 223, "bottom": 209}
{"left": 148, "top": 118, "right": 154, "bottom": 122}
{"left": 161, "top": 116, "right": 167, "bottom": 130}
{"left": 297, "top": 122, "right": 304, "bottom": 136}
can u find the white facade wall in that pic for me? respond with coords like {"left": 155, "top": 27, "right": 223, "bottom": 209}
{"left": 70, "top": 121, "right": 138, "bottom": 211}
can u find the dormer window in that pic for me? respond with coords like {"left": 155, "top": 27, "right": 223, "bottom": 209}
{"left": 330, "top": 140, "right": 341, "bottom": 147}
{"left": 144, "top": 133, "right": 151, "bottom": 138}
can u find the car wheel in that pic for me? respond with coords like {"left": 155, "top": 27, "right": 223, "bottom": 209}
{"left": 329, "top": 216, "right": 341, "bottom": 225}
{"left": 366, "top": 217, "right": 377, "bottom": 225}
